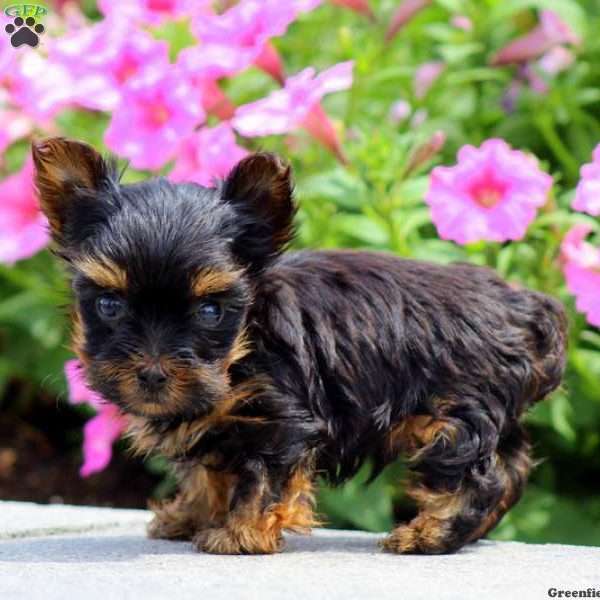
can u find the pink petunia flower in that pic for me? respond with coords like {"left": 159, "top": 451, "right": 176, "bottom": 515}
{"left": 0, "top": 109, "right": 33, "bottom": 157}
{"left": 295, "top": 0, "right": 324, "bottom": 11}
{"left": 176, "top": 47, "right": 237, "bottom": 119}
{"left": 573, "top": 145, "right": 600, "bottom": 217}
{"left": 232, "top": 61, "right": 353, "bottom": 161}
{"left": 414, "top": 61, "right": 445, "bottom": 99}
{"left": 411, "top": 108, "right": 428, "bottom": 127}
{"left": 0, "top": 158, "right": 49, "bottom": 264}
{"left": 191, "top": 0, "right": 316, "bottom": 82}
{"left": 169, "top": 123, "right": 248, "bottom": 187}
{"left": 254, "top": 41, "right": 286, "bottom": 84}
{"left": 104, "top": 67, "right": 204, "bottom": 170}
{"left": 232, "top": 61, "right": 353, "bottom": 135}
{"left": 65, "top": 360, "right": 128, "bottom": 477}
{"left": 0, "top": 22, "right": 15, "bottom": 75}
{"left": 330, "top": 0, "right": 374, "bottom": 20}
{"left": 491, "top": 10, "right": 580, "bottom": 66}
{"left": 386, "top": 0, "right": 432, "bottom": 42}
{"left": 5, "top": 53, "right": 76, "bottom": 122}
{"left": 405, "top": 130, "right": 446, "bottom": 174}
{"left": 521, "top": 64, "right": 549, "bottom": 95}
{"left": 50, "top": 17, "right": 170, "bottom": 112}
{"left": 538, "top": 46, "right": 575, "bottom": 75}
{"left": 65, "top": 359, "right": 106, "bottom": 411}
{"left": 451, "top": 15, "right": 473, "bottom": 31}
{"left": 425, "top": 138, "right": 553, "bottom": 244}
{"left": 561, "top": 225, "right": 600, "bottom": 328}
{"left": 98, "top": 0, "right": 207, "bottom": 25}
{"left": 502, "top": 46, "right": 574, "bottom": 110}
{"left": 389, "top": 99, "right": 411, "bottom": 124}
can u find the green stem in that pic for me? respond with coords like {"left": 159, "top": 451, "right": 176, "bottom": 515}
{"left": 534, "top": 115, "right": 579, "bottom": 183}
{"left": 485, "top": 243, "right": 499, "bottom": 268}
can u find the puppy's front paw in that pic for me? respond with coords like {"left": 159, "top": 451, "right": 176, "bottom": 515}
{"left": 193, "top": 527, "right": 283, "bottom": 555}
{"left": 147, "top": 514, "right": 196, "bottom": 541}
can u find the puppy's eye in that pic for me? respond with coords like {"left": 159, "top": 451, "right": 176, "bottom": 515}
{"left": 197, "top": 301, "right": 223, "bottom": 327}
{"left": 96, "top": 294, "right": 125, "bottom": 321}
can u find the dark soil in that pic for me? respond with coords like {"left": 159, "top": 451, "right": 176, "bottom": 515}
{"left": 0, "top": 387, "right": 161, "bottom": 508}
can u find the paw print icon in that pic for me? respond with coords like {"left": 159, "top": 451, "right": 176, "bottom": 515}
{"left": 5, "top": 16, "right": 45, "bottom": 48}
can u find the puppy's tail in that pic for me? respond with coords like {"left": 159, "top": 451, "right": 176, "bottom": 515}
{"left": 519, "top": 289, "right": 568, "bottom": 403}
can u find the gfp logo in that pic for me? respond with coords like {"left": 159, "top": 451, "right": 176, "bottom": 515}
{"left": 4, "top": 4, "right": 48, "bottom": 18}
{"left": 3, "top": 5, "right": 47, "bottom": 48}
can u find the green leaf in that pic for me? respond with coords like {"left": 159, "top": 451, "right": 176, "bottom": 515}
{"left": 549, "top": 392, "right": 577, "bottom": 443}
{"left": 317, "top": 463, "right": 401, "bottom": 532}
{"left": 300, "top": 169, "right": 368, "bottom": 211}
{"left": 333, "top": 214, "right": 390, "bottom": 246}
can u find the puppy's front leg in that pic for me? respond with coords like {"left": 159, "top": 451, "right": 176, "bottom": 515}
{"left": 194, "top": 459, "right": 317, "bottom": 555}
{"left": 148, "top": 464, "right": 234, "bottom": 541}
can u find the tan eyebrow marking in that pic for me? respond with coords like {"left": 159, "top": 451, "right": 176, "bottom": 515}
{"left": 192, "top": 267, "right": 244, "bottom": 297}
{"left": 74, "top": 256, "right": 128, "bottom": 290}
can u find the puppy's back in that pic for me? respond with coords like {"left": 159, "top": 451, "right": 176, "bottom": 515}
{"left": 255, "top": 249, "right": 566, "bottom": 416}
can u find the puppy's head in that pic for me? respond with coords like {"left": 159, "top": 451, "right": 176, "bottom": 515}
{"left": 32, "top": 137, "right": 295, "bottom": 419}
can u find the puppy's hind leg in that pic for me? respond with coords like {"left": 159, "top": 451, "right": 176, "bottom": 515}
{"left": 382, "top": 411, "right": 531, "bottom": 554}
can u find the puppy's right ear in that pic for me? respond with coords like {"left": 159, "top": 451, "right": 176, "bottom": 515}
{"left": 32, "top": 137, "right": 116, "bottom": 245}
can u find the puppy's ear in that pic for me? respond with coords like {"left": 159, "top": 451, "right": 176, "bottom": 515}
{"left": 32, "top": 137, "right": 116, "bottom": 245}
{"left": 222, "top": 153, "right": 296, "bottom": 272}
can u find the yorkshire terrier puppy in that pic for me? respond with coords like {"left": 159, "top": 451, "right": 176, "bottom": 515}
{"left": 33, "top": 137, "right": 567, "bottom": 555}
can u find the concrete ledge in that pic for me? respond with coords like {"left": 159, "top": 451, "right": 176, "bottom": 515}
{"left": 0, "top": 501, "right": 149, "bottom": 539}
{"left": 1, "top": 502, "right": 598, "bottom": 600}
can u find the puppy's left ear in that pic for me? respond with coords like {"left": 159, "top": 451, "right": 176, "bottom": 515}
{"left": 222, "top": 153, "right": 296, "bottom": 272}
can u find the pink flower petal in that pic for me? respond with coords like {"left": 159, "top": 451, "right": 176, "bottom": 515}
{"left": 0, "top": 157, "right": 49, "bottom": 264}
{"left": 232, "top": 61, "right": 353, "bottom": 137}
{"left": 0, "top": 109, "right": 32, "bottom": 156}
{"left": 255, "top": 41, "right": 285, "bottom": 84}
{"left": 331, "top": 0, "right": 375, "bottom": 20}
{"left": 538, "top": 46, "right": 575, "bottom": 75}
{"left": 190, "top": 0, "right": 318, "bottom": 79}
{"left": 169, "top": 123, "right": 248, "bottom": 187}
{"left": 414, "top": 61, "right": 445, "bottom": 99}
{"left": 50, "top": 16, "right": 170, "bottom": 112}
{"left": 64, "top": 359, "right": 128, "bottom": 477}
{"left": 451, "top": 15, "right": 472, "bottom": 32}
{"left": 64, "top": 359, "right": 105, "bottom": 411}
{"left": 302, "top": 103, "right": 348, "bottom": 164}
{"left": 389, "top": 99, "right": 411, "bottom": 124}
{"left": 98, "top": 0, "right": 207, "bottom": 25}
{"left": 491, "top": 10, "right": 579, "bottom": 66}
{"left": 104, "top": 67, "right": 204, "bottom": 170}
{"left": 386, "top": 0, "right": 431, "bottom": 42}
{"left": 80, "top": 405, "right": 128, "bottom": 477}
{"left": 540, "top": 10, "right": 580, "bottom": 46}
{"left": 573, "top": 144, "right": 600, "bottom": 217}
{"left": 561, "top": 226, "right": 600, "bottom": 328}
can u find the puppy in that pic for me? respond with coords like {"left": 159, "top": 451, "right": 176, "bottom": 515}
{"left": 32, "top": 137, "right": 567, "bottom": 555}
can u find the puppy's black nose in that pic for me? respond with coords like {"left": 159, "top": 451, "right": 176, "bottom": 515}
{"left": 137, "top": 365, "right": 167, "bottom": 391}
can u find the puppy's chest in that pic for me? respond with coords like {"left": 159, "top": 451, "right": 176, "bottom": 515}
{"left": 126, "top": 414, "right": 255, "bottom": 465}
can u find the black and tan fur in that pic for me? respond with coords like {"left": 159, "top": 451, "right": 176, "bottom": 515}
{"left": 33, "top": 137, "right": 567, "bottom": 555}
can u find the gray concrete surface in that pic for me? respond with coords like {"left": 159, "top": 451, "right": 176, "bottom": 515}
{"left": 0, "top": 501, "right": 598, "bottom": 600}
